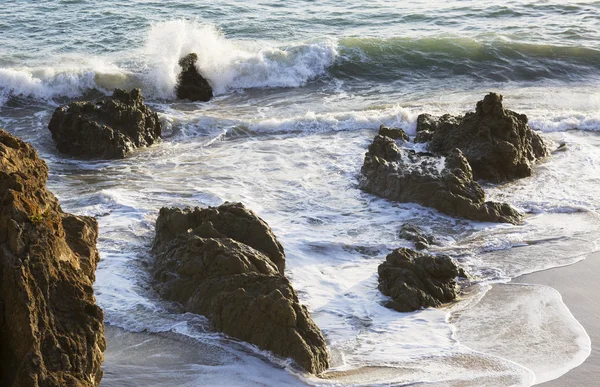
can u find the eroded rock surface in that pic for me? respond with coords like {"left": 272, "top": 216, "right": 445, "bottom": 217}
{"left": 48, "top": 88, "right": 161, "bottom": 159}
{"left": 175, "top": 53, "right": 213, "bottom": 102}
{"left": 400, "top": 224, "right": 436, "bottom": 250}
{"left": 378, "top": 124, "right": 409, "bottom": 141}
{"left": 378, "top": 247, "right": 461, "bottom": 312}
{"left": 0, "top": 129, "right": 105, "bottom": 387}
{"left": 418, "top": 93, "right": 549, "bottom": 182}
{"left": 152, "top": 202, "right": 329, "bottom": 374}
{"left": 360, "top": 135, "right": 522, "bottom": 224}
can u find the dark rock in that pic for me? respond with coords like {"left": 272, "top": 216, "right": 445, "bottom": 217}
{"left": 378, "top": 124, "right": 409, "bottom": 141}
{"left": 175, "top": 53, "right": 213, "bottom": 102}
{"left": 154, "top": 202, "right": 286, "bottom": 273}
{"left": 414, "top": 130, "right": 434, "bottom": 143}
{"left": 48, "top": 88, "right": 161, "bottom": 159}
{"left": 422, "top": 93, "right": 549, "bottom": 182}
{"left": 400, "top": 224, "right": 436, "bottom": 250}
{"left": 152, "top": 203, "right": 329, "bottom": 374}
{"left": 0, "top": 129, "right": 105, "bottom": 387}
{"left": 378, "top": 247, "right": 461, "bottom": 312}
{"left": 359, "top": 135, "right": 522, "bottom": 224}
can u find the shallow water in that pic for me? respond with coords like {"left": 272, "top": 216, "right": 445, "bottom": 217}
{"left": 2, "top": 1, "right": 600, "bottom": 385}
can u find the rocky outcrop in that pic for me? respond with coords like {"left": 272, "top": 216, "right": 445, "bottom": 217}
{"left": 378, "top": 124, "right": 409, "bottom": 141}
{"left": 0, "top": 129, "right": 105, "bottom": 387}
{"left": 152, "top": 202, "right": 329, "bottom": 374}
{"left": 400, "top": 224, "right": 436, "bottom": 250}
{"left": 154, "top": 202, "right": 286, "bottom": 273}
{"left": 359, "top": 135, "right": 522, "bottom": 224}
{"left": 175, "top": 53, "right": 213, "bottom": 102}
{"left": 378, "top": 248, "right": 461, "bottom": 312}
{"left": 48, "top": 88, "right": 161, "bottom": 159}
{"left": 417, "top": 93, "right": 549, "bottom": 183}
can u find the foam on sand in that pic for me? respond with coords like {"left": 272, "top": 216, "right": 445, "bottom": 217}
{"left": 454, "top": 283, "right": 591, "bottom": 385}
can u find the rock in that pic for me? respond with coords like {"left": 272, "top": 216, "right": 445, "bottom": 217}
{"left": 419, "top": 93, "right": 549, "bottom": 182}
{"left": 48, "top": 88, "right": 161, "bottom": 159}
{"left": 414, "top": 130, "right": 434, "bottom": 143}
{"left": 152, "top": 203, "right": 329, "bottom": 374}
{"left": 378, "top": 124, "right": 409, "bottom": 141}
{"left": 359, "top": 134, "right": 523, "bottom": 224}
{"left": 400, "top": 224, "right": 436, "bottom": 250}
{"left": 0, "top": 129, "right": 105, "bottom": 387}
{"left": 378, "top": 247, "right": 461, "bottom": 312}
{"left": 154, "top": 202, "right": 286, "bottom": 273}
{"left": 175, "top": 53, "right": 213, "bottom": 102}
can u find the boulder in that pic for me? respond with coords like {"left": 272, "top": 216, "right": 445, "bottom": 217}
{"left": 400, "top": 224, "right": 436, "bottom": 250}
{"left": 175, "top": 53, "right": 213, "bottom": 102}
{"left": 378, "top": 247, "right": 461, "bottom": 312}
{"left": 359, "top": 134, "right": 522, "bottom": 224}
{"left": 0, "top": 129, "right": 105, "bottom": 387}
{"left": 378, "top": 124, "right": 409, "bottom": 141}
{"left": 417, "top": 93, "right": 549, "bottom": 182}
{"left": 152, "top": 202, "right": 329, "bottom": 374}
{"left": 154, "top": 202, "right": 286, "bottom": 273}
{"left": 48, "top": 88, "right": 161, "bottom": 159}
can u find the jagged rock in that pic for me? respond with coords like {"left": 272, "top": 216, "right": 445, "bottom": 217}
{"left": 378, "top": 247, "right": 461, "bottom": 312}
{"left": 414, "top": 130, "right": 434, "bottom": 143}
{"left": 48, "top": 88, "right": 161, "bottom": 159}
{"left": 359, "top": 135, "right": 522, "bottom": 224}
{"left": 175, "top": 53, "right": 213, "bottom": 102}
{"left": 400, "top": 224, "right": 436, "bottom": 250}
{"left": 152, "top": 202, "right": 329, "bottom": 374}
{"left": 378, "top": 124, "right": 409, "bottom": 141}
{"left": 154, "top": 202, "right": 286, "bottom": 272}
{"left": 417, "top": 93, "right": 549, "bottom": 182}
{"left": 0, "top": 129, "right": 105, "bottom": 387}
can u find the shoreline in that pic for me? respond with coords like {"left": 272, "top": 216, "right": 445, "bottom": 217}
{"left": 514, "top": 251, "right": 600, "bottom": 386}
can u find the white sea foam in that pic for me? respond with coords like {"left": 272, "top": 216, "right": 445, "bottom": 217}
{"left": 0, "top": 58, "right": 130, "bottom": 105}
{"left": 455, "top": 284, "right": 591, "bottom": 385}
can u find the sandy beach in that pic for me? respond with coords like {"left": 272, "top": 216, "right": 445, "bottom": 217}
{"left": 516, "top": 252, "right": 600, "bottom": 386}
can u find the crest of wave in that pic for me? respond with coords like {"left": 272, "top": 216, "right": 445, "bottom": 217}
{"left": 143, "top": 20, "right": 338, "bottom": 97}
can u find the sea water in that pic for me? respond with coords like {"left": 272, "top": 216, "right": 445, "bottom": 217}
{"left": 1, "top": 1, "right": 599, "bottom": 385}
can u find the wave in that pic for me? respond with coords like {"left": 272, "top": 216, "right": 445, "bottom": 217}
{"left": 333, "top": 36, "right": 600, "bottom": 82}
{"left": 142, "top": 20, "right": 338, "bottom": 97}
{"left": 1, "top": 20, "right": 600, "bottom": 105}
{"left": 171, "top": 104, "right": 600, "bottom": 138}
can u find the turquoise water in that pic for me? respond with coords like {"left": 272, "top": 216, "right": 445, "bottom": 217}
{"left": 1, "top": 1, "right": 600, "bottom": 386}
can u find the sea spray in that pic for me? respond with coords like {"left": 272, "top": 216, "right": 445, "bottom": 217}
{"left": 143, "top": 20, "right": 338, "bottom": 97}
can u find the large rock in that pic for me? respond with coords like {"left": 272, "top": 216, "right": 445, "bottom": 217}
{"left": 48, "top": 88, "right": 161, "bottom": 159}
{"left": 152, "top": 202, "right": 329, "bottom": 374}
{"left": 378, "top": 248, "right": 461, "bottom": 312}
{"left": 175, "top": 53, "right": 213, "bottom": 102}
{"left": 154, "top": 202, "right": 286, "bottom": 273}
{"left": 359, "top": 134, "right": 522, "bottom": 224}
{"left": 0, "top": 129, "right": 105, "bottom": 387}
{"left": 418, "top": 93, "right": 549, "bottom": 182}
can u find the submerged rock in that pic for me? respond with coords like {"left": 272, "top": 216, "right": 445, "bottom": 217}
{"left": 48, "top": 88, "right": 161, "bottom": 159}
{"left": 378, "top": 247, "right": 461, "bottom": 312}
{"left": 152, "top": 202, "right": 329, "bottom": 374}
{"left": 360, "top": 135, "right": 523, "bottom": 224}
{"left": 0, "top": 129, "right": 105, "bottom": 387}
{"left": 418, "top": 93, "right": 549, "bottom": 182}
{"left": 400, "top": 223, "right": 436, "bottom": 250}
{"left": 175, "top": 53, "right": 213, "bottom": 102}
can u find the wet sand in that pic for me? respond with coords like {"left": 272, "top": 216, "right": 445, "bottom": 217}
{"left": 515, "top": 252, "right": 600, "bottom": 386}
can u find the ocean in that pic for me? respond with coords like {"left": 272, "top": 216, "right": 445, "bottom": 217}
{"left": 1, "top": 0, "right": 599, "bottom": 385}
